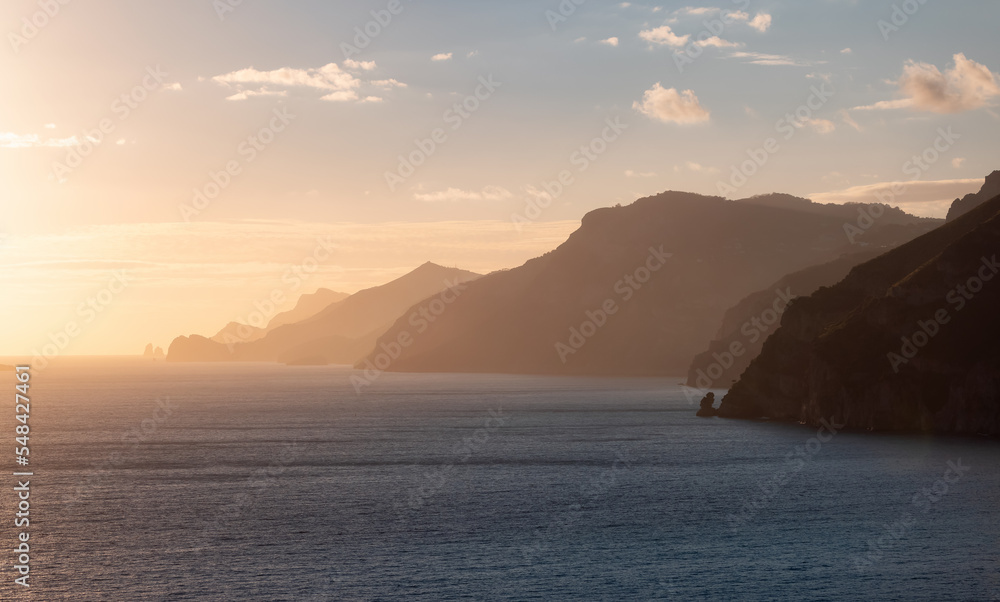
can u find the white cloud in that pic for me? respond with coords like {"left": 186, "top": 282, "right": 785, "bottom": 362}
{"left": 360, "top": 96, "right": 384, "bottom": 104}
{"left": 804, "top": 118, "right": 836, "bottom": 134}
{"left": 213, "top": 63, "right": 359, "bottom": 93}
{"left": 695, "top": 36, "right": 741, "bottom": 48}
{"left": 320, "top": 90, "right": 359, "bottom": 103}
{"left": 952, "top": 157, "right": 966, "bottom": 169}
{"left": 372, "top": 79, "right": 407, "bottom": 89}
{"left": 224, "top": 89, "right": 289, "bottom": 101}
{"left": 674, "top": 8, "right": 770, "bottom": 32}
{"left": 343, "top": 59, "right": 377, "bottom": 71}
{"left": 43, "top": 123, "right": 56, "bottom": 129}
{"left": 625, "top": 169, "right": 656, "bottom": 178}
{"left": 467, "top": 50, "right": 479, "bottom": 58}
{"left": 852, "top": 98, "right": 914, "bottom": 111}
{"left": 599, "top": 37, "right": 619, "bottom": 47}
{"left": 857, "top": 54, "right": 1000, "bottom": 114}
{"left": 728, "top": 51, "right": 803, "bottom": 66}
{"left": 633, "top": 83, "right": 710, "bottom": 125}
{"left": 431, "top": 53, "right": 453, "bottom": 62}
{"left": 747, "top": 13, "right": 772, "bottom": 33}
{"left": 675, "top": 7, "right": 715, "bottom": 16}
{"left": 841, "top": 48, "right": 852, "bottom": 54}
{"left": 0, "top": 132, "right": 81, "bottom": 148}
{"left": 163, "top": 82, "right": 183, "bottom": 91}
{"left": 809, "top": 178, "right": 983, "bottom": 218}
{"left": 639, "top": 26, "right": 689, "bottom": 47}
{"left": 413, "top": 186, "right": 512, "bottom": 203}
{"left": 212, "top": 62, "right": 402, "bottom": 104}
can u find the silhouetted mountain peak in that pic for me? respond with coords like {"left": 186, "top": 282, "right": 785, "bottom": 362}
{"left": 736, "top": 193, "right": 815, "bottom": 210}
{"left": 947, "top": 170, "right": 1000, "bottom": 221}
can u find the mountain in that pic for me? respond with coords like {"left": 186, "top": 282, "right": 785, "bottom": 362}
{"left": 946, "top": 171, "right": 1000, "bottom": 221}
{"left": 265, "top": 288, "right": 349, "bottom": 330}
{"left": 210, "top": 322, "right": 266, "bottom": 345}
{"left": 359, "top": 191, "right": 939, "bottom": 377}
{"left": 167, "top": 263, "right": 480, "bottom": 364}
{"left": 717, "top": 188, "right": 1000, "bottom": 436}
{"left": 208, "top": 288, "right": 349, "bottom": 345}
{"left": 685, "top": 248, "right": 884, "bottom": 389}
{"left": 739, "top": 193, "right": 931, "bottom": 226}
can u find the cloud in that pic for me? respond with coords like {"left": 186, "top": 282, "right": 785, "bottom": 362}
{"left": 212, "top": 62, "right": 402, "bottom": 104}
{"left": 747, "top": 13, "right": 772, "bottom": 33}
{"left": 639, "top": 25, "right": 689, "bottom": 47}
{"left": 804, "top": 118, "right": 836, "bottom": 134}
{"left": 0, "top": 132, "right": 82, "bottom": 148}
{"left": 343, "top": 59, "right": 376, "bottom": 71}
{"left": 413, "top": 186, "right": 512, "bottom": 203}
{"left": 320, "top": 90, "right": 359, "bottom": 102}
{"left": 952, "top": 157, "right": 966, "bottom": 169}
{"left": 372, "top": 79, "right": 407, "bottom": 89}
{"left": 44, "top": 123, "right": 56, "bottom": 129}
{"left": 838, "top": 109, "right": 863, "bottom": 132}
{"left": 898, "top": 53, "right": 999, "bottom": 113}
{"left": 163, "top": 82, "right": 183, "bottom": 91}
{"left": 808, "top": 178, "right": 983, "bottom": 218}
{"left": 674, "top": 7, "right": 715, "bottom": 16}
{"left": 674, "top": 161, "right": 719, "bottom": 174}
{"left": 673, "top": 8, "right": 770, "bottom": 32}
{"left": 728, "top": 51, "right": 804, "bottom": 66}
{"left": 695, "top": 36, "right": 741, "bottom": 48}
{"left": 431, "top": 53, "right": 453, "bottom": 62}
{"left": 214, "top": 63, "right": 358, "bottom": 93}
{"left": 225, "top": 89, "right": 289, "bottom": 101}
{"left": 599, "top": 37, "right": 619, "bottom": 47}
{"left": 625, "top": 169, "right": 656, "bottom": 178}
{"left": 633, "top": 84, "right": 710, "bottom": 124}
{"left": 856, "top": 53, "right": 1000, "bottom": 114}
{"left": 852, "top": 99, "right": 914, "bottom": 111}
{"left": 841, "top": 48, "right": 852, "bottom": 54}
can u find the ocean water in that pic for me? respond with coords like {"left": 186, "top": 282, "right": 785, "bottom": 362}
{"left": 3, "top": 357, "right": 999, "bottom": 601}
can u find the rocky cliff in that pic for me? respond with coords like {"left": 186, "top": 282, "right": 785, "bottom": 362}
{"left": 718, "top": 190, "right": 1000, "bottom": 436}
{"left": 947, "top": 170, "right": 1000, "bottom": 221}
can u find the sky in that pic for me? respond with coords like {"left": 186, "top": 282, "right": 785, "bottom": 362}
{"left": 2, "top": 0, "right": 1000, "bottom": 355}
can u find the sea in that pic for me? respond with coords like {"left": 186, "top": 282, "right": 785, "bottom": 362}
{"left": 2, "top": 357, "right": 999, "bottom": 601}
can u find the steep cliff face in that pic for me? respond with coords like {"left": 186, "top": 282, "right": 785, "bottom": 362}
{"left": 947, "top": 171, "right": 1000, "bottom": 221}
{"left": 685, "top": 249, "right": 883, "bottom": 389}
{"left": 719, "top": 192, "right": 1000, "bottom": 436}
